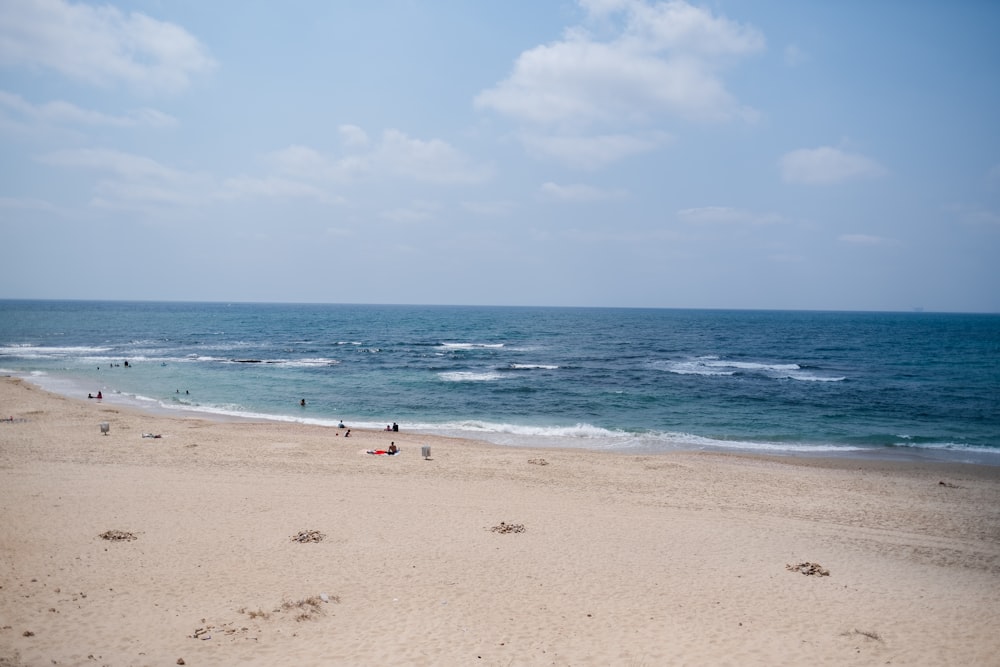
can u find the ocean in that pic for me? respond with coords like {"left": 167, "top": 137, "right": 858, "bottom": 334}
{"left": 1, "top": 300, "right": 998, "bottom": 464}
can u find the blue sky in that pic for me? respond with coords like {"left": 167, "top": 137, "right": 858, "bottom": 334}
{"left": 1, "top": 0, "right": 998, "bottom": 311}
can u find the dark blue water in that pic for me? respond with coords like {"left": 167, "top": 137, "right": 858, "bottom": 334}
{"left": 2, "top": 300, "right": 998, "bottom": 463}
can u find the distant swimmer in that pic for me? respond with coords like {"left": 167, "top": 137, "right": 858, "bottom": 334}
{"left": 96, "top": 391, "right": 103, "bottom": 399}
{"left": 300, "top": 398, "right": 306, "bottom": 407}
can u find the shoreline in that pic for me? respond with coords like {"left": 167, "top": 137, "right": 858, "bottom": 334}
{"left": 10, "top": 370, "right": 999, "bottom": 467}
{"left": 2, "top": 376, "right": 999, "bottom": 665}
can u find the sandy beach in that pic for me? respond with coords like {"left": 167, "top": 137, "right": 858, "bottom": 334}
{"left": 1, "top": 376, "right": 998, "bottom": 666}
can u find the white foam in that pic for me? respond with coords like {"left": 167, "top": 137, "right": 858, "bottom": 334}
{"left": 890, "top": 440, "right": 1000, "bottom": 455}
{"left": 0, "top": 344, "right": 113, "bottom": 358}
{"left": 783, "top": 372, "right": 845, "bottom": 382}
{"left": 280, "top": 358, "right": 340, "bottom": 367}
{"left": 659, "top": 356, "right": 845, "bottom": 381}
{"left": 438, "top": 371, "right": 503, "bottom": 382}
{"left": 397, "top": 419, "right": 876, "bottom": 455}
{"left": 439, "top": 342, "right": 505, "bottom": 350}
{"left": 708, "top": 360, "right": 801, "bottom": 372}
{"left": 665, "top": 361, "right": 734, "bottom": 376}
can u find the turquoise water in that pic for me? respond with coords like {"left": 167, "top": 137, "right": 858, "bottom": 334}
{"left": 1, "top": 300, "right": 998, "bottom": 463}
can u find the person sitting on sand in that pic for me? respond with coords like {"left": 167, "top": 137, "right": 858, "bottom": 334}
{"left": 344, "top": 429, "right": 351, "bottom": 437}
{"left": 388, "top": 442, "right": 398, "bottom": 455}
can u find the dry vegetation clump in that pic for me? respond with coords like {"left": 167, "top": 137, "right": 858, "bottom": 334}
{"left": 283, "top": 597, "right": 323, "bottom": 622}
{"left": 786, "top": 561, "right": 829, "bottom": 576}
{"left": 291, "top": 530, "right": 324, "bottom": 543}
{"left": 491, "top": 521, "right": 525, "bottom": 534}
{"left": 99, "top": 530, "right": 137, "bottom": 542}
{"left": 238, "top": 595, "right": 340, "bottom": 622}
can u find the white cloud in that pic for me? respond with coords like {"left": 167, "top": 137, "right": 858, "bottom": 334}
{"left": 37, "top": 147, "right": 210, "bottom": 208}
{"left": 477, "top": 38, "right": 733, "bottom": 125}
{"left": 382, "top": 200, "right": 440, "bottom": 223}
{"left": 339, "top": 124, "right": 369, "bottom": 148}
{"left": 219, "top": 176, "right": 334, "bottom": 202}
{"left": 784, "top": 44, "right": 808, "bottom": 67}
{"left": 40, "top": 148, "right": 349, "bottom": 212}
{"left": 41, "top": 147, "right": 338, "bottom": 209}
{"left": 127, "top": 108, "right": 177, "bottom": 128}
{"left": 0, "top": 90, "right": 176, "bottom": 127}
{"left": 89, "top": 180, "right": 197, "bottom": 209}
{"left": 558, "top": 227, "right": 682, "bottom": 243}
{"left": 780, "top": 146, "right": 886, "bottom": 185}
{"left": 768, "top": 253, "right": 805, "bottom": 263}
{"left": 376, "top": 129, "right": 492, "bottom": 184}
{"left": 268, "top": 130, "right": 491, "bottom": 185}
{"left": 604, "top": 0, "right": 766, "bottom": 57}
{"left": 946, "top": 203, "right": 1000, "bottom": 227}
{"left": 540, "top": 182, "right": 627, "bottom": 202}
{"left": 521, "top": 131, "right": 670, "bottom": 169}
{"left": 324, "top": 226, "right": 355, "bottom": 239}
{"left": 0, "top": 196, "right": 65, "bottom": 214}
{"left": 0, "top": 0, "right": 215, "bottom": 95}
{"left": 475, "top": 0, "right": 763, "bottom": 127}
{"left": 838, "top": 234, "right": 896, "bottom": 246}
{"left": 677, "top": 206, "right": 783, "bottom": 225}
{"left": 37, "top": 127, "right": 489, "bottom": 213}
{"left": 39, "top": 147, "right": 185, "bottom": 181}
{"left": 578, "top": 0, "right": 632, "bottom": 16}
{"left": 268, "top": 145, "right": 359, "bottom": 181}
{"left": 462, "top": 200, "right": 515, "bottom": 216}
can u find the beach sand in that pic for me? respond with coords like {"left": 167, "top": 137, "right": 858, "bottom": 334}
{"left": 1, "top": 376, "right": 999, "bottom": 666}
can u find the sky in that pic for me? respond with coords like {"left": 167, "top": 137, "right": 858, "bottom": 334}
{"left": 1, "top": 0, "right": 998, "bottom": 312}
